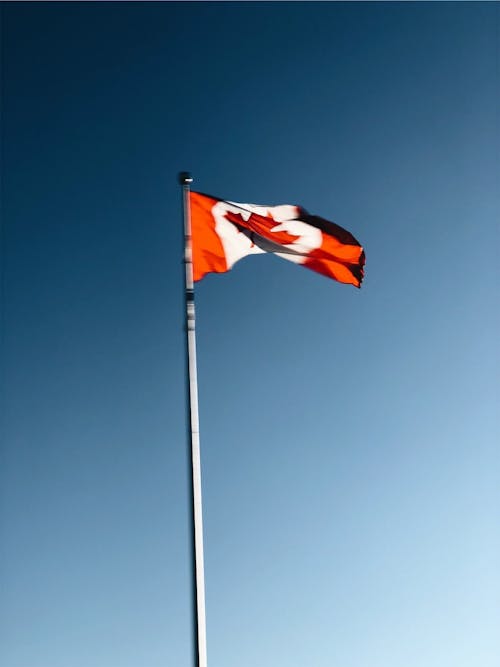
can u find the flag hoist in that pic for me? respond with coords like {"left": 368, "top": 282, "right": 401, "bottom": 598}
{"left": 179, "top": 171, "right": 365, "bottom": 667}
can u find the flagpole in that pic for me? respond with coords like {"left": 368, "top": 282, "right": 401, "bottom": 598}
{"left": 179, "top": 172, "right": 208, "bottom": 667}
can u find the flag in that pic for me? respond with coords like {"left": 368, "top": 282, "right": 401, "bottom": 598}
{"left": 189, "top": 191, "right": 365, "bottom": 287}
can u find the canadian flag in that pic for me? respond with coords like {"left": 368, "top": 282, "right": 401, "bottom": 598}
{"left": 190, "top": 191, "right": 365, "bottom": 287}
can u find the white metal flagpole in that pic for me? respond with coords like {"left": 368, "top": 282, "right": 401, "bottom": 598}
{"left": 179, "top": 171, "right": 208, "bottom": 667}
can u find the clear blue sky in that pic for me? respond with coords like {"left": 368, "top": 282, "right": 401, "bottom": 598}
{"left": 1, "top": 3, "right": 498, "bottom": 667}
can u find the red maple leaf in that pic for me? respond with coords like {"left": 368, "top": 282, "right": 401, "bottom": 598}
{"left": 224, "top": 210, "right": 299, "bottom": 246}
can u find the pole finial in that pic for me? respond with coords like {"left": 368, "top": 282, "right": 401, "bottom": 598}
{"left": 178, "top": 171, "right": 193, "bottom": 185}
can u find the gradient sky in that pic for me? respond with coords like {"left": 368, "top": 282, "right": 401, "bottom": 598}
{"left": 1, "top": 3, "right": 498, "bottom": 667}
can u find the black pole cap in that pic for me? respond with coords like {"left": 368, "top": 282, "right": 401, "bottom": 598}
{"left": 178, "top": 171, "right": 193, "bottom": 185}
